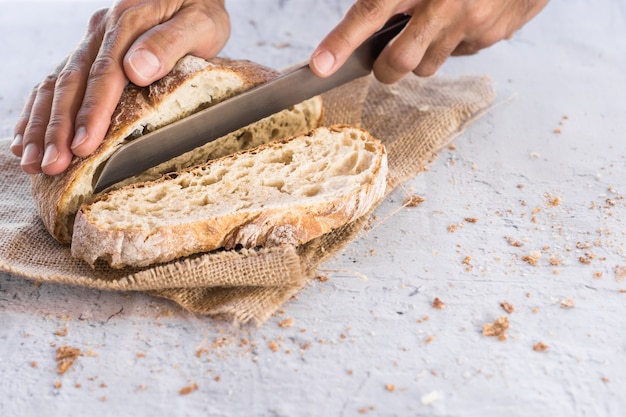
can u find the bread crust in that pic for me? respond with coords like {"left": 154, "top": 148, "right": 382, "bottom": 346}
{"left": 72, "top": 125, "right": 388, "bottom": 268}
{"left": 31, "top": 57, "right": 282, "bottom": 244}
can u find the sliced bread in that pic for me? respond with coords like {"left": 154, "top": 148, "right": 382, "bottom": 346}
{"left": 71, "top": 125, "right": 388, "bottom": 268}
{"left": 31, "top": 56, "right": 323, "bottom": 244}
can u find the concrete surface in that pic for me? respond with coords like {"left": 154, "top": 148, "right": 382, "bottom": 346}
{"left": 1, "top": 1, "right": 625, "bottom": 416}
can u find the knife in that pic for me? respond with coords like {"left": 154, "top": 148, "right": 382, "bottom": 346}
{"left": 94, "top": 14, "right": 410, "bottom": 193}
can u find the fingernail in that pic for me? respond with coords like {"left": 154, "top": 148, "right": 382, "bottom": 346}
{"left": 312, "top": 50, "right": 336, "bottom": 76}
{"left": 71, "top": 126, "right": 88, "bottom": 150}
{"left": 21, "top": 143, "right": 41, "bottom": 167}
{"left": 127, "top": 48, "right": 161, "bottom": 81}
{"left": 10, "top": 134, "right": 23, "bottom": 152}
{"left": 41, "top": 144, "right": 60, "bottom": 168}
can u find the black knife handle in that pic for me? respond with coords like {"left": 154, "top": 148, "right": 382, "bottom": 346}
{"left": 370, "top": 14, "right": 411, "bottom": 59}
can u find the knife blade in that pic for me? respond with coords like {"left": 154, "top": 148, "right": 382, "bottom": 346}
{"left": 93, "top": 14, "right": 410, "bottom": 193}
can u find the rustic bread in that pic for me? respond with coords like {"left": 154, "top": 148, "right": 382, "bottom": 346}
{"left": 31, "top": 56, "right": 323, "bottom": 244}
{"left": 71, "top": 125, "right": 388, "bottom": 268}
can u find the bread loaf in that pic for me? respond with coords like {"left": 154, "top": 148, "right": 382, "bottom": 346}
{"left": 31, "top": 56, "right": 323, "bottom": 244}
{"left": 72, "top": 125, "right": 388, "bottom": 268}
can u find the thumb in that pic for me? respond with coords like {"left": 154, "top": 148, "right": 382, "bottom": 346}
{"left": 124, "top": 6, "right": 230, "bottom": 86}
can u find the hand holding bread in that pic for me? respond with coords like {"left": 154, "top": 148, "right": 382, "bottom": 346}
{"left": 11, "top": 0, "right": 230, "bottom": 176}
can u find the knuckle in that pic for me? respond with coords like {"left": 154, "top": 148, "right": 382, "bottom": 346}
{"left": 463, "top": 7, "right": 490, "bottom": 29}
{"left": 388, "top": 50, "right": 418, "bottom": 74}
{"left": 25, "top": 114, "right": 49, "bottom": 133}
{"left": 55, "top": 66, "right": 83, "bottom": 88}
{"left": 88, "top": 53, "right": 120, "bottom": 80}
{"left": 87, "top": 8, "right": 108, "bottom": 30}
{"left": 350, "top": 0, "right": 387, "bottom": 26}
{"left": 37, "top": 74, "right": 58, "bottom": 94}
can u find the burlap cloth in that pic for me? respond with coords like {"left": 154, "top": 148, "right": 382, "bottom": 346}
{"left": 0, "top": 74, "right": 495, "bottom": 325}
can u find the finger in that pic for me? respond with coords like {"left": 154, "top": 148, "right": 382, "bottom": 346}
{"left": 11, "top": 87, "right": 37, "bottom": 157}
{"left": 372, "top": 11, "right": 440, "bottom": 83}
{"left": 310, "top": 0, "right": 395, "bottom": 77}
{"left": 41, "top": 48, "right": 96, "bottom": 175}
{"left": 70, "top": 5, "right": 142, "bottom": 158}
{"left": 124, "top": 3, "right": 230, "bottom": 86}
{"left": 414, "top": 31, "right": 464, "bottom": 77}
{"left": 20, "top": 74, "right": 58, "bottom": 174}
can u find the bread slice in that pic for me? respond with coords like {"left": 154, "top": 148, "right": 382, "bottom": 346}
{"left": 31, "top": 56, "right": 323, "bottom": 244}
{"left": 71, "top": 125, "right": 388, "bottom": 268}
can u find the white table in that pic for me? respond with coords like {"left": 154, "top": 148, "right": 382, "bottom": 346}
{"left": 1, "top": 1, "right": 625, "bottom": 416}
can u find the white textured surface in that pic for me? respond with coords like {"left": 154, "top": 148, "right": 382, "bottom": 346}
{"left": 1, "top": 1, "right": 625, "bottom": 416}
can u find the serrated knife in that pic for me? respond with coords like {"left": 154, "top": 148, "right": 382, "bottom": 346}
{"left": 94, "top": 14, "right": 410, "bottom": 193}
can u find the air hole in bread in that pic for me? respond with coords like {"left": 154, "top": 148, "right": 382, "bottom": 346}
{"left": 300, "top": 184, "right": 322, "bottom": 197}
{"left": 236, "top": 131, "right": 253, "bottom": 147}
{"left": 262, "top": 178, "right": 285, "bottom": 191}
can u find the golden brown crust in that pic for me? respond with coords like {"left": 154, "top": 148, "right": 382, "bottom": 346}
{"left": 31, "top": 57, "right": 281, "bottom": 244}
{"left": 71, "top": 125, "right": 387, "bottom": 268}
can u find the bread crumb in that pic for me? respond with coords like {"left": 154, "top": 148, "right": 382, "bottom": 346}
{"left": 54, "top": 381, "right": 62, "bottom": 389}
{"left": 55, "top": 346, "right": 81, "bottom": 375}
{"left": 553, "top": 128, "right": 561, "bottom": 134}
{"left": 522, "top": 251, "right": 541, "bottom": 266}
{"left": 432, "top": 297, "right": 446, "bottom": 310}
{"left": 547, "top": 195, "right": 561, "bottom": 206}
{"left": 54, "top": 327, "right": 68, "bottom": 337}
{"left": 505, "top": 236, "right": 524, "bottom": 247}
{"left": 464, "top": 217, "right": 478, "bottom": 223}
{"left": 179, "top": 383, "right": 198, "bottom": 395}
{"left": 601, "top": 377, "right": 610, "bottom": 383}
{"left": 315, "top": 275, "right": 330, "bottom": 282}
{"left": 462, "top": 256, "right": 471, "bottom": 265}
{"left": 500, "top": 302, "right": 514, "bottom": 314}
{"left": 447, "top": 224, "right": 457, "bottom": 233}
{"left": 549, "top": 255, "right": 562, "bottom": 266}
{"left": 424, "top": 335, "right": 435, "bottom": 344}
{"left": 385, "top": 384, "right": 396, "bottom": 392}
{"left": 560, "top": 298, "right": 575, "bottom": 308}
{"left": 403, "top": 194, "right": 425, "bottom": 207}
{"left": 268, "top": 341, "right": 280, "bottom": 352}
{"left": 533, "top": 342, "right": 549, "bottom": 352}
{"left": 482, "top": 316, "right": 509, "bottom": 341}
{"left": 278, "top": 317, "right": 294, "bottom": 328}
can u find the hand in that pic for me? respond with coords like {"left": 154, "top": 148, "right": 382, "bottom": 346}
{"left": 310, "top": 0, "right": 548, "bottom": 83}
{"left": 11, "top": 0, "right": 230, "bottom": 175}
